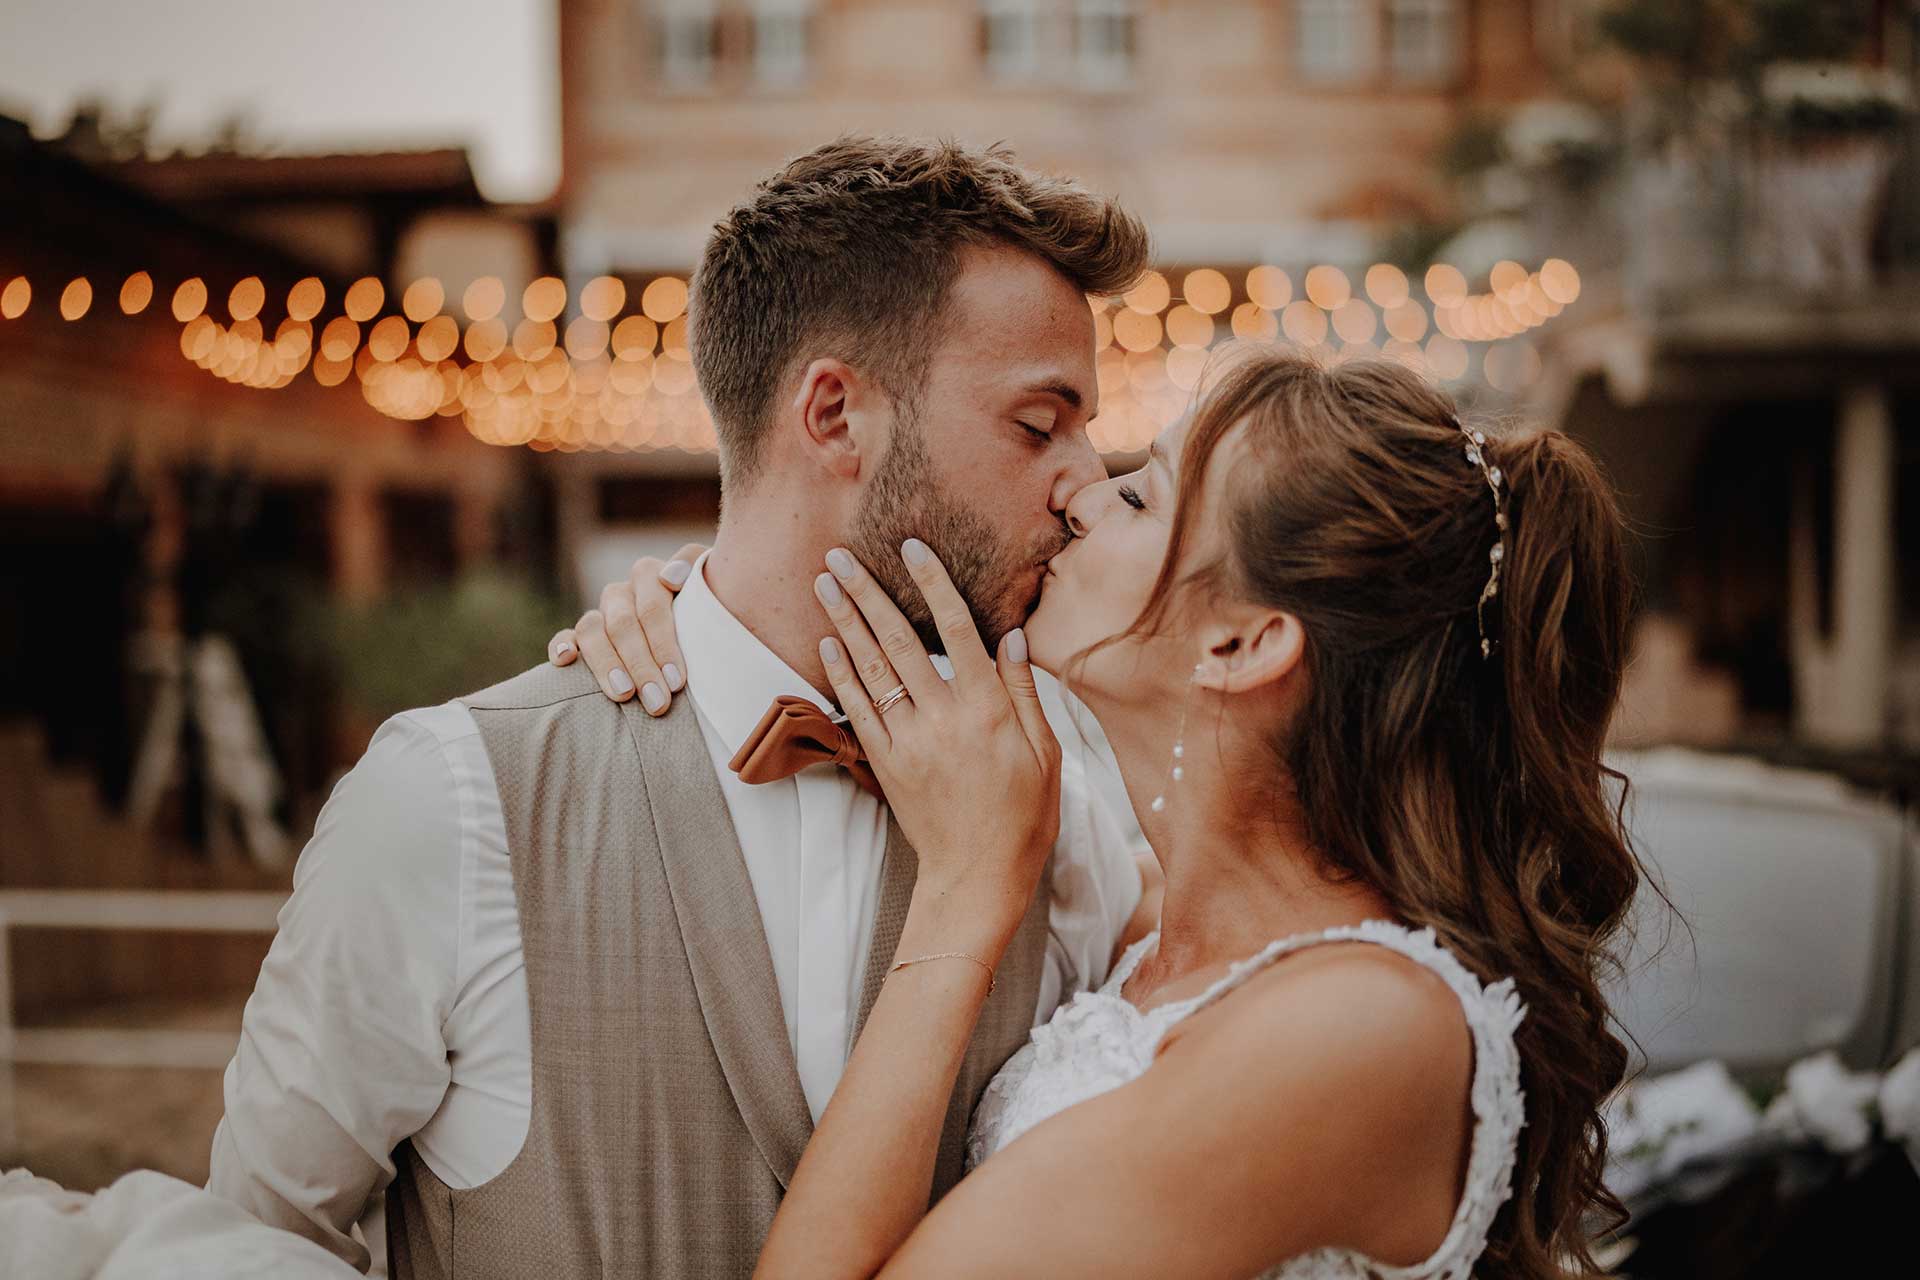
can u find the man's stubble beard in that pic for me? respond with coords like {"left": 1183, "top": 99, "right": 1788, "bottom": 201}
{"left": 848, "top": 407, "right": 1068, "bottom": 655}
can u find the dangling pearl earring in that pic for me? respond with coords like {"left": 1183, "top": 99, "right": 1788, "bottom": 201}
{"left": 1150, "top": 663, "right": 1204, "bottom": 814}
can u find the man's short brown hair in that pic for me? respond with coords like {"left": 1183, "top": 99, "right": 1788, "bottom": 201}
{"left": 690, "top": 135, "right": 1150, "bottom": 483}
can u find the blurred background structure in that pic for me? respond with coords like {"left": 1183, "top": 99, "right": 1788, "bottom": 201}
{"left": 3, "top": 1, "right": 1919, "bottom": 1273}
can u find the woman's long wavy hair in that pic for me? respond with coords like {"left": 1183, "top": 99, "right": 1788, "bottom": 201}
{"left": 1129, "top": 349, "right": 1642, "bottom": 1278}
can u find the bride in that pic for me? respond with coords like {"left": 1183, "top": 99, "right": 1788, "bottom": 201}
{"left": 553, "top": 349, "right": 1641, "bottom": 1278}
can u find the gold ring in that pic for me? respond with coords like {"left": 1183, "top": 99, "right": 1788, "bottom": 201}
{"left": 872, "top": 684, "right": 910, "bottom": 715}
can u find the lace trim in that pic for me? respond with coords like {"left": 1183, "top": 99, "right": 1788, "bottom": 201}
{"left": 1131, "top": 921, "right": 1528, "bottom": 1280}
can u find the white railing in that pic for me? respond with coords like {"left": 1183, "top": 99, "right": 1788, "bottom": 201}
{"left": 0, "top": 889, "right": 286, "bottom": 1153}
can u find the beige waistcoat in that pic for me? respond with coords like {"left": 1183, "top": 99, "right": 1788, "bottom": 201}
{"left": 386, "top": 662, "right": 1049, "bottom": 1279}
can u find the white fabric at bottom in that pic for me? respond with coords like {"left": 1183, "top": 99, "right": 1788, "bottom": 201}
{"left": 966, "top": 919, "right": 1528, "bottom": 1280}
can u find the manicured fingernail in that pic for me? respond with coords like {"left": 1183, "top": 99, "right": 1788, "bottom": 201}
{"left": 662, "top": 663, "right": 683, "bottom": 692}
{"left": 641, "top": 682, "right": 668, "bottom": 713}
{"left": 815, "top": 571, "right": 844, "bottom": 607}
{"left": 551, "top": 639, "right": 576, "bottom": 663}
{"left": 902, "top": 538, "right": 929, "bottom": 567}
{"left": 608, "top": 667, "right": 634, "bottom": 697}
{"left": 1006, "top": 628, "right": 1028, "bottom": 664}
{"left": 660, "top": 560, "right": 691, "bottom": 587}
{"left": 820, "top": 636, "right": 843, "bottom": 665}
{"left": 825, "top": 548, "right": 855, "bottom": 578}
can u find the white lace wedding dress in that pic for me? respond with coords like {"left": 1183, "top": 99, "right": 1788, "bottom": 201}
{"left": 966, "top": 919, "right": 1528, "bottom": 1280}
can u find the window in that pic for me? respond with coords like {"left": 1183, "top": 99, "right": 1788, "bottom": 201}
{"left": 751, "top": 0, "right": 812, "bottom": 87}
{"left": 1295, "top": 0, "right": 1374, "bottom": 83}
{"left": 1387, "top": 0, "right": 1461, "bottom": 81}
{"left": 1074, "top": 0, "right": 1138, "bottom": 86}
{"left": 653, "top": 0, "right": 718, "bottom": 89}
{"left": 983, "top": 0, "right": 1046, "bottom": 81}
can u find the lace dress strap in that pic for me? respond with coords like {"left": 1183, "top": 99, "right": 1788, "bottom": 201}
{"left": 1150, "top": 920, "right": 1529, "bottom": 1280}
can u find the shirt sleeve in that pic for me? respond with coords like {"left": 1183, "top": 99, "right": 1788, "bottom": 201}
{"left": 1034, "top": 672, "right": 1147, "bottom": 1017}
{"left": 206, "top": 713, "right": 463, "bottom": 1273}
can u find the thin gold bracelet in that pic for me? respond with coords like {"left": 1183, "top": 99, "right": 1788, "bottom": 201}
{"left": 887, "top": 951, "right": 996, "bottom": 996}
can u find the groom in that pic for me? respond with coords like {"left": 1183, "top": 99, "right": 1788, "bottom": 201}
{"left": 206, "top": 136, "right": 1152, "bottom": 1277}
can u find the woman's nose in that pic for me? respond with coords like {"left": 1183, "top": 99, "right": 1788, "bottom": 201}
{"left": 1063, "top": 481, "right": 1106, "bottom": 539}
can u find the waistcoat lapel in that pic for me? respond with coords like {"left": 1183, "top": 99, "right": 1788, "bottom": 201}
{"left": 626, "top": 699, "right": 814, "bottom": 1187}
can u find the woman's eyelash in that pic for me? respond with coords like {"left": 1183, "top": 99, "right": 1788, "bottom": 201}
{"left": 1118, "top": 485, "right": 1147, "bottom": 511}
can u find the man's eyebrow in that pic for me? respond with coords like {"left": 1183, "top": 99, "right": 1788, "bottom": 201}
{"left": 1021, "top": 378, "right": 1083, "bottom": 411}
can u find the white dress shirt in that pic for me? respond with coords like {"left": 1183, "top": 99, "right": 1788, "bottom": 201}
{"left": 208, "top": 558, "right": 1144, "bottom": 1271}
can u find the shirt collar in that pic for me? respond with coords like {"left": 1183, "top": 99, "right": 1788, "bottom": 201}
{"left": 675, "top": 552, "right": 835, "bottom": 756}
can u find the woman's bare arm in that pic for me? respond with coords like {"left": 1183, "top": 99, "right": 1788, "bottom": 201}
{"left": 875, "top": 946, "right": 1473, "bottom": 1279}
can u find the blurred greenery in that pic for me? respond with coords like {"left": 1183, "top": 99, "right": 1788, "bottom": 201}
{"left": 311, "top": 572, "right": 571, "bottom": 723}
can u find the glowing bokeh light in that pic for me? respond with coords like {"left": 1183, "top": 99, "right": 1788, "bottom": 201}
{"left": 1539, "top": 259, "right": 1581, "bottom": 305}
{"left": 1424, "top": 264, "right": 1468, "bottom": 308}
{"left": 1424, "top": 334, "right": 1469, "bottom": 381}
{"left": 464, "top": 317, "right": 508, "bottom": 362}
{"left": 612, "top": 315, "right": 658, "bottom": 359}
{"left": 180, "top": 315, "right": 217, "bottom": 361}
{"left": 119, "top": 272, "right": 153, "bottom": 315}
{"left": 170, "top": 277, "right": 207, "bottom": 322}
{"left": 565, "top": 316, "right": 610, "bottom": 361}
{"left": 228, "top": 277, "right": 265, "bottom": 322}
{"left": 1166, "top": 345, "right": 1210, "bottom": 391}
{"left": 512, "top": 318, "right": 557, "bottom": 360}
{"left": 319, "top": 317, "right": 360, "bottom": 361}
{"left": 1246, "top": 266, "right": 1292, "bottom": 310}
{"left": 522, "top": 276, "right": 566, "bottom": 324}
{"left": 345, "top": 278, "right": 385, "bottom": 322}
{"left": 60, "top": 278, "right": 92, "bottom": 320}
{"left": 1122, "top": 270, "right": 1171, "bottom": 316}
{"left": 461, "top": 276, "right": 505, "bottom": 322}
{"left": 662, "top": 316, "right": 690, "bottom": 355}
{"left": 1164, "top": 304, "right": 1215, "bottom": 349}
{"left": 1279, "top": 300, "right": 1327, "bottom": 345}
{"left": 1364, "top": 264, "right": 1410, "bottom": 310}
{"left": 641, "top": 276, "right": 689, "bottom": 323}
{"left": 2, "top": 277, "right": 29, "bottom": 318}
{"left": 402, "top": 278, "right": 446, "bottom": 323}
{"left": 287, "top": 277, "right": 325, "bottom": 322}
{"left": 1231, "top": 302, "right": 1280, "bottom": 341}
{"left": 1112, "top": 308, "right": 1162, "bottom": 352}
{"left": 580, "top": 276, "right": 626, "bottom": 323}
{"left": 1384, "top": 301, "right": 1429, "bottom": 343}
{"left": 1489, "top": 260, "right": 1527, "bottom": 295}
{"left": 417, "top": 314, "right": 459, "bottom": 362}
{"left": 1331, "top": 299, "right": 1377, "bottom": 344}
{"left": 368, "top": 316, "right": 410, "bottom": 361}
{"left": 1303, "top": 266, "right": 1351, "bottom": 311}
{"left": 1181, "top": 269, "right": 1230, "bottom": 315}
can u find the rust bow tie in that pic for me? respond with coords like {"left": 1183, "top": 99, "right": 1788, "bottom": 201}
{"left": 728, "top": 695, "right": 882, "bottom": 799}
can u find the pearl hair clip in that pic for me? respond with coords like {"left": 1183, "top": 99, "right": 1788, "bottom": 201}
{"left": 1458, "top": 422, "right": 1508, "bottom": 659}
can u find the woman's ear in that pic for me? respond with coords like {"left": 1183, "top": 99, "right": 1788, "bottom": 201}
{"left": 1194, "top": 610, "right": 1304, "bottom": 694}
{"left": 793, "top": 358, "right": 864, "bottom": 480}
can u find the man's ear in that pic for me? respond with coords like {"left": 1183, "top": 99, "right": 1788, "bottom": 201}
{"left": 1193, "top": 610, "right": 1305, "bottom": 694}
{"left": 793, "top": 357, "right": 871, "bottom": 481}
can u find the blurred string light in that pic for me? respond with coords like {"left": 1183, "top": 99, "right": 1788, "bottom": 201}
{"left": 0, "top": 259, "right": 1579, "bottom": 454}
{"left": 60, "top": 277, "right": 92, "bottom": 320}
{"left": 119, "top": 271, "right": 153, "bottom": 315}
